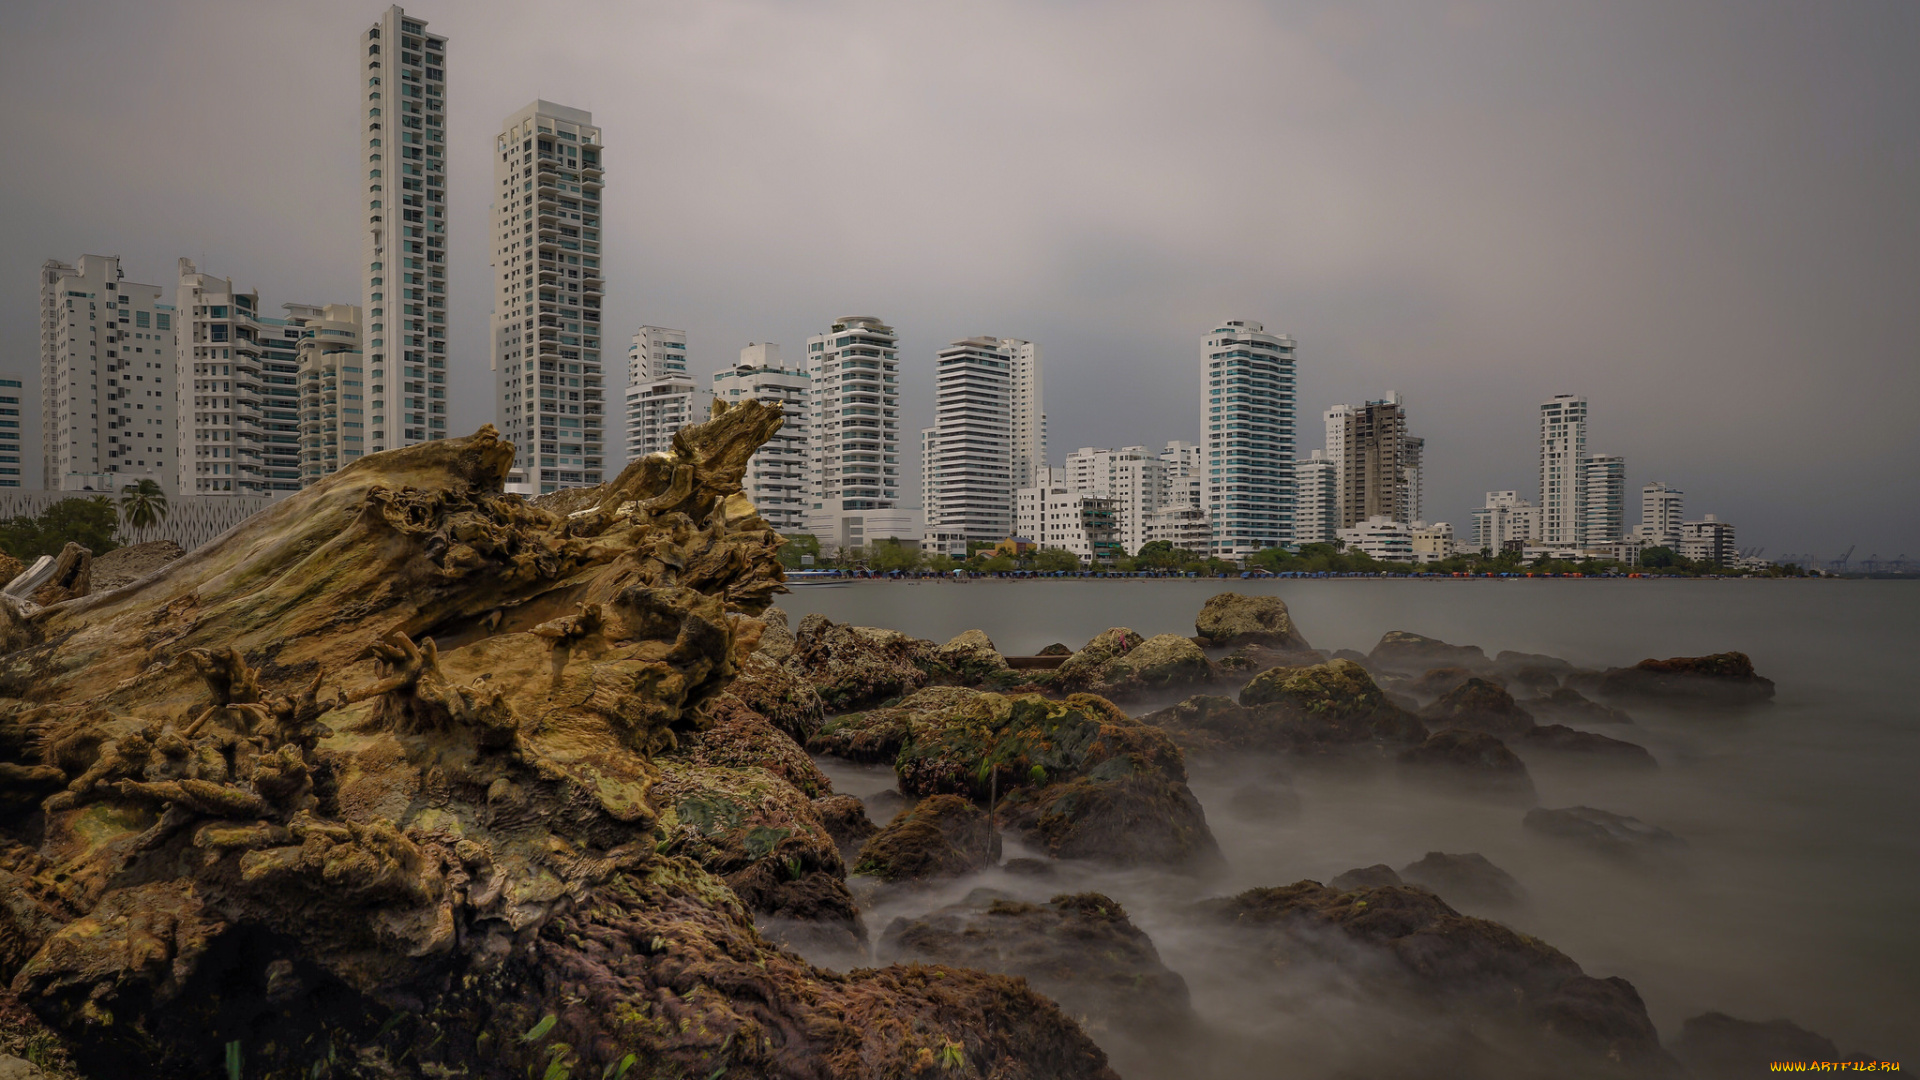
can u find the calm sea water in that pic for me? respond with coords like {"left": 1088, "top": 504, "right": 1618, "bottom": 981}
{"left": 784, "top": 579, "right": 1920, "bottom": 1069}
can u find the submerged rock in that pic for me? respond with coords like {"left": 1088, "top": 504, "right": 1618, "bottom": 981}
{"left": 1523, "top": 686, "right": 1635, "bottom": 725}
{"left": 1369, "top": 630, "right": 1488, "bottom": 673}
{"left": 1519, "top": 724, "right": 1657, "bottom": 766}
{"left": 880, "top": 891, "right": 1194, "bottom": 1065}
{"left": 1420, "top": 677, "right": 1537, "bottom": 738}
{"left": 1216, "top": 642, "right": 1329, "bottom": 678}
{"left": 1328, "top": 864, "right": 1404, "bottom": 890}
{"left": 1399, "top": 851, "right": 1526, "bottom": 907}
{"left": 812, "top": 793, "right": 879, "bottom": 860}
{"left": 853, "top": 793, "right": 1000, "bottom": 883}
{"left": 727, "top": 652, "right": 829, "bottom": 742}
{"left": 1192, "top": 881, "right": 1675, "bottom": 1074}
{"left": 1398, "top": 730, "right": 1536, "bottom": 798}
{"left": 1236, "top": 659, "right": 1428, "bottom": 749}
{"left": 1595, "top": 652, "right": 1776, "bottom": 709}
{"left": 0, "top": 406, "right": 1120, "bottom": 1080}
{"left": 1409, "top": 666, "right": 1494, "bottom": 698}
{"left": 1525, "top": 805, "right": 1685, "bottom": 855}
{"left": 1671, "top": 1013, "right": 1845, "bottom": 1078}
{"left": 1195, "top": 591, "right": 1310, "bottom": 649}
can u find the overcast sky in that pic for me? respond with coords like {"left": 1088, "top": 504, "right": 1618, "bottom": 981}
{"left": 4, "top": 0, "right": 1916, "bottom": 559}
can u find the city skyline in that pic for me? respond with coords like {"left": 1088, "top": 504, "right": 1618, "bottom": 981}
{"left": 2, "top": 1, "right": 1916, "bottom": 556}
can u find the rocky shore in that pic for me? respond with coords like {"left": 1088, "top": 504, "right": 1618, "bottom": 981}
{"left": 0, "top": 417, "right": 1854, "bottom": 1079}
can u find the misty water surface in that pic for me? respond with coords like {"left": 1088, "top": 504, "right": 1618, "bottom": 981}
{"left": 783, "top": 579, "right": 1919, "bottom": 1072}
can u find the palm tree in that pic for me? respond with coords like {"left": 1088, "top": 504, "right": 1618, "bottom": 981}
{"left": 118, "top": 479, "right": 170, "bottom": 534}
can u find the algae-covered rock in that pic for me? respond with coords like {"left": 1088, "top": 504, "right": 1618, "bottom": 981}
{"left": 853, "top": 793, "right": 1000, "bottom": 883}
{"left": 1229, "top": 659, "right": 1428, "bottom": 752}
{"left": 672, "top": 694, "right": 833, "bottom": 796}
{"left": 806, "top": 685, "right": 992, "bottom": 763}
{"left": 889, "top": 692, "right": 1218, "bottom": 869}
{"left": 787, "top": 614, "right": 937, "bottom": 711}
{"left": 727, "top": 652, "right": 828, "bottom": 742}
{"left": 880, "top": 890, "right": 1194, "bottom": 1071}
{"left": 1594, "top": 652, "right": 1775, "bottom": 709}
{"left": 812, "top": 793, "right": 879, "bottom": 860}
{"left": 1192, "top": 881, "right": 1674, "bottom": 1074}
{"left": 1409, "top": 666, "right": 1492, "bottom": 699}
{"left": 1137, "top": 694, "right": 1259, "bottom": 754}
{"left": 756, "top": 603, "right": 796, "bottom": 661}
{"left": 1057, "top": 629, "right": 1214, "bottom": 700}
{"left": 0, "top": 403, "right": 1121, "bottom": 1080}
{"left": 1195, "top": 592, "right": 1310, "bottom": 649}
{"left": 1398, "top": 730, "right": 1536, "bottom": 798}
{"left": 1328, "top": 864, "right": 1404, "bottom": 890}
{"left": 1420, "top": 677, "right": 1537, "bottom": 738}
{"left": 935, "top": 629, "right": 1011, "bottom": 682}
{"left": 1216, "top": 642, "right": 1330, "bottom": 678}
{"left": 1369, "top": 630, "right": 1488, "bottom": 673}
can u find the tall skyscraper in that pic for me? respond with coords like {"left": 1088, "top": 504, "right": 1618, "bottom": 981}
{"left": 490, "top": 101, "right": 607, "bottom": 493}
{"left": 361, "top": 7, "right": 449, "bottom": 453}
{"left": 295, "top": 304, "right": 367, "bottom": 485}
{"left": 1008, "top": 338, "right": 1045, "bottom": 488}
{"left": 1539, "top": 393, "right": 1587, "bottom": 545}
{"left": 1324, "top": 394, "right": 1416, "bottom": 527}
{"left": 1582, "top": 453, "right": 1626, "bottom": 544}
{"left": 1402, "top": 435, "right": 1425, "bottom": 525}
{"left": 622, "top": 326, "right": 695, "bottom": 462}
{"left": 1203, "top": 320, "right": 1295, "bottom": 556}
{"left": 1639, "top": 481, "right": 1683, "bottom": 547}
{"left": 1159, "top": 440, "right": 1204, "bottom": 512}
{"left": 0, "top": 377, "right": 26, "bottom": 488}
{"left": 806, "top": 316, "right": 909, "bottom": 552}
{"left": 923, "top": 336, "right": 1041, "bottom": 544}
{"left": 1293, "top": 450, "right": 1338, "bottom": 544}
{"left": 40, "top": 256, "right": 173, "bottom": 493}
{"left": 711, "top": 343, "right": 810, "bottom": 533}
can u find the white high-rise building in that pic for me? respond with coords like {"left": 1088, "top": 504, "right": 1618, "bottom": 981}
{"left": 1470, "top": 491, "right": 1540, "bottom": 553}
{"left": 1403, "top": 435, "right": 1425, "bottom": 526}
{"left": 622, "top": 326, "right": 695, "bottom": 462}
{"left": 1293, "top": 450, "right": 1338, "bottom": 545}
{"left": 1639, "top": 481, "right": 1684, "bottom": 547}
{"left": 1679, "top": 514, "right": 1736, "bottom": 565}
{"left": 1008, "top": 338, "right": 1045, "bottom": 488}
{"left": 1539, "top": 394, "right": 1588, "bottom": 545}
{"left": 711, "top": 343, "right": 810, "bottom": 532}
{"left": 491, "top": 101, "right": 607, "bottom": 493}
{"left": 1159, "top": 440, "right": 1203, "bottom": 510}
{"left": 1203, "top": 320, "right": 1295, "bottom": 557}
{"left": 1063, "top": 445, "right": 1166, "bottom": 555}
{"left": 295, "top": 304, "right": 367, "bottom": 485}
{"left": 1583, "top": 454, "right": 1626, "bottom": 545}
{"left": 361, "top": 6, "right": 449, "bottom": 453}
{"left": 806, "top": 316, "right": 911, "bottom": 552}
{"left": 176, "top": 259, "right": 310, "bottom": 497}
{"left": 924, "top": 336, "right": 1043, "bottom": 544}
{"left": 1016, "top": 466, "right": 1119, "bottom": 560}
{"left": 39, "top": 256, "right": 174, "bottom": 493}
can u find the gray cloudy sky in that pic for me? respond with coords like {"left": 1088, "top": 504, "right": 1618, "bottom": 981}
{"left": 4, "top": 0, "right": 1916, "bottom": 559}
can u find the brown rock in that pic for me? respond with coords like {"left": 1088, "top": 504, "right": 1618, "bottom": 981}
{"left": 1195, "top": 591, "right": 1310, "bottom": 648}
{"left": 1398, "top": 730, "right": 1536, "bottom": 797}
{"left": 1421, "top": 677, "right": 1537, "bottom": 738}
{"left": 1595, "top": 652, "right": 1775, "bottom": 709}
{"left": 786, "top": 615, "right": 937, "bottom": 712}
{"left": 853, "top": 793, "right": 1000, "bottom": 883}
{"left": 87, "top": 540, "right": 185, "bottom": 592}
{"left": 1519, "top": 724, "right": 1657, "bottom": 767}
{"left": 1369, "top": 630, "right": 1488, "bottom": 673}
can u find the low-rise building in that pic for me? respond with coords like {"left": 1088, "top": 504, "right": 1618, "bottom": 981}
{"left": 1410, "top": 521, "right": 1455, "bottom": 564}
{"left": 1337, "top": 516, "right": 1413, "bottom": 562}
{"left": 1470, "top": 491, "right": 1539, "bottom": 553}
{"left": 1679, "top": 514, "right": 1736, "bottom": 565}
{"left": 1016, "top": 466, "right": 1120, "bottom": 560}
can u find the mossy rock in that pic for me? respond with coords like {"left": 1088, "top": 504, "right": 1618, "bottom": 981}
{"left": 853, "top": 793, "right": 999, "bottom": 882}
{"left": 1195, "top": 592, "right": 1309, "bottom": 648}
{"left": 1056, "top": 629, "right": 1214, "bottom": 699}
{"left": 996, "top": 773, "right": 1221, "bottom": 870}
{"left": 1420, "top": 677, "right": 1536, "bottom": 739}
{"left": 894, "top": 692, "right": 1184, "bottom": 803}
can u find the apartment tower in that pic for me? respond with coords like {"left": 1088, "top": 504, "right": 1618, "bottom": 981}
{"left": 1203, "top": 320, "right": 1296, "bottom": 556}
{"left": 1539, "top": 394, "right": 1587, "bottom": 545}
{"left": 39, "top": 256, "right": 174, "bottom": 493}
{"left": 361, "top": 7, "right": 449, "bottom": 452}
{"left": 1324, "top": 394, "right": 1414, "bottom": 527}
{"left": 1639, "top": 481, "right": 1684, "bottom": 548}
{"left": 1293, "top": 450, "right": 1338, "bottom": 545}
{"left": 622, "top": 326, "right": 694, "bottom": 461}
{"left": 295, "top": 304, "right": 367, "bottom": 484}
{"left": 1582, "top": 453, "right": 1626, "bottom": 545}
{"left": 711, "top": 343, "right": 810, "bottom": 533}
{"left": 0, "top": 377, "right": 22, "bottom": 487}
{"left": 805, "top": 316, "right": 909, "bottom": 552}
{"left": 490, "top": 101, "right": 607, "bottom": 493}
{"left": 923, "top": 336, "right": 1041, "bottom": 544}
